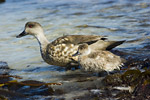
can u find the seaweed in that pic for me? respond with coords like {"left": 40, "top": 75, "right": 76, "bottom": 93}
{"left": 101, "top": 68, "right": 150, "bottom": 99}
{"left": 0, "top": 75, "right": 62, "bottom": 99}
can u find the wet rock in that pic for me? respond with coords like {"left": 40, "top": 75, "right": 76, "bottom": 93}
{"left": 54, "top": 89, "right": 65, "bottom": 95}
{"left": 0, "top": 79, "right": 56, "bottom": 99}
{"left": 0, "top": 89, "right": 27, "bottom": 100}
{"left": 124, "top": 58, "right": 150, "bottom": 69}
{"left": 0, "top": 95, "right": 8, "bottom": 100}
{"left": 3, "top": 80, "right": 54, "bottom": 96}
{"left": 0, "top": 61, "right": 10, "bottom": 75}
{"left": 0, "top": 62, "right": 55, "bottom": 99}
{"left": 0, "top": 61, "right": 12, "bottom": 84}
{"left": 0, "top": 75, "right": 12, "bottom": 84}
{"left": 133, "top": 84, "right": 150, "bottom": 99}
{"left": 100, "top": 65, "right": 150, "bottom": 99}
{"left": 1, "top": 56, "right": 150, "bottom": 99}
{"left": 0, "top": 0, "right": 5, "bottom": 3}
{"left": 102, "top": 73, "right": 122, "bottom": 86}
{"left": 114, "top": 91, "right": 132, "bottom": 100}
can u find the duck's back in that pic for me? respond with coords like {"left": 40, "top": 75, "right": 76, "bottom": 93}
{"left": 51, "top": 35, "right": 106, "bottom": 45}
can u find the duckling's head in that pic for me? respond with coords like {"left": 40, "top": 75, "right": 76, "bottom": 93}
{"left": 78, "top": 43, "right": 89, "bottom": 54}
{"left": 16, "top": 22, "right": 44, "bottom": 38}
{"left": 73, "top": 43, "right": 90, "bottom": 57}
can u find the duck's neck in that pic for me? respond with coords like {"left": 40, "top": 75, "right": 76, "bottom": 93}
{"left": 34, "top": 33, "right": 49, "bottom": 53}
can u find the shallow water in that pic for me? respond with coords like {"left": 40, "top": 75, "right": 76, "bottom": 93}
{"left": 0, "top": 0, "right": 150, "bottom": 83}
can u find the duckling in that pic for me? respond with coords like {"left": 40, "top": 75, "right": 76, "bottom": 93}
{"left": 73, "top": 43, "right": 124, "bottom": 73}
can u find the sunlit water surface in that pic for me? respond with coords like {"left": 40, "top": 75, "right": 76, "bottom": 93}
{"left": 0, "top": 0, "right": 150, "bottom": 82}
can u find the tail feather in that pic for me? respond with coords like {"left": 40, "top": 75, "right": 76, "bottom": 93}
{"left": 89, "top": 40, "right": 125, "bottom": 51}
{"left": 106, "top": 40, "right": 126, "bottom": 50}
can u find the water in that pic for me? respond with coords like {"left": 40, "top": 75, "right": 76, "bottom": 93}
{"left": 0, "top": 0, "right": 150, "bottom": 82}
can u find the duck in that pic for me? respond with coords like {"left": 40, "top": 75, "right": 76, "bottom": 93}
{"left": 16, "top": 21, "right": 125, "bottom": 69}
{"left": 72, "top": 43, "right": 124, "bottom": 73}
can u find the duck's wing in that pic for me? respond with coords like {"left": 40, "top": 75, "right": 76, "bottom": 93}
{"left": 89, "top": 40, "right": 125, "bottom": 50}
{"left": 51, "top": 35, "right": 107, "bottom": 45}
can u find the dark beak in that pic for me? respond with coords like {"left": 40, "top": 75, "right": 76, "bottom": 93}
{"left": 16, "top": 30, "right": 28, "bottom": 38}
{"left": 72, "top": 51, "right": 80, "bottom": 56}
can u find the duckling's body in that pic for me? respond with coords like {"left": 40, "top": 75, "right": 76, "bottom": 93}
{"left": 75, "top": 44, "right": 124, "bottom": 72}
{"left": 16, "top": 22, "right": 125, "bottom": 68}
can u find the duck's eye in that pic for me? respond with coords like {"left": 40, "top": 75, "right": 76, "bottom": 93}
{"left": 28, "top": 25, "right": 34, "bottom": 28}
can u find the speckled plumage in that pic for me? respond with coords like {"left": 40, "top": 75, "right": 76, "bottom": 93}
{"left": 16, "top": 22, "right": 125, "bottom": 68}
{"left": 75, "top": 44, "right": 124, "bottom": 72}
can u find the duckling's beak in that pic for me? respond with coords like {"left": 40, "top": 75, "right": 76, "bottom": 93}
{"left": 72, "top": 51, "right": 80, "bottom": 56}
{"left": 16, "top": 30, "right": 28, "bottom": 38}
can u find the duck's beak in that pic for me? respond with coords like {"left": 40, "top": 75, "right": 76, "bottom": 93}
{"left": 72, "top": 51, "right": 80, "bottom": 56}
{"left": 16, "top": 30, "right": 28, "bottom": 38}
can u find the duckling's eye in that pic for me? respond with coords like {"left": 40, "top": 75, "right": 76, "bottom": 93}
{"left": 28, "top": 25, "right": 34, "bottom": 28}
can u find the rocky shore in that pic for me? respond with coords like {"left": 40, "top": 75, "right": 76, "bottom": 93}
{"left": 0, "top": 53, "right": 150, "bottom": 100}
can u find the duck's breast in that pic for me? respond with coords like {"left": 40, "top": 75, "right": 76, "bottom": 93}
{"left": 45, "top": 43, "right": 78, "bottom": 67}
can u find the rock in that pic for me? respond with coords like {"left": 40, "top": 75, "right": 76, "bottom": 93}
{"left": 0, "top": 89, "right": 27, "bottom": 100}
{"left": 4, "top": 80, "right": 54, "bottom": 96}
{"left": 0, "top": 0, "right": 5, "bottom": 3}
{"left": 0, "top": 61, "right": 11, "bottom": 83}
{"left": 0, "top": 61, "right": 10, "bottom": 75}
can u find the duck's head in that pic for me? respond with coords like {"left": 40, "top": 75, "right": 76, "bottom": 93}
{"left": 16, "top": 22, "right": 44, "bottom": 38}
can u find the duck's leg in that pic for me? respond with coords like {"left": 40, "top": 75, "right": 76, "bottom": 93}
{"left": 65, "top": 62, "right": 79, "bottom": 71}
{"left": 65, "top": 65, "right": 72, "bottom": 70}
